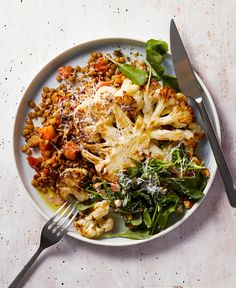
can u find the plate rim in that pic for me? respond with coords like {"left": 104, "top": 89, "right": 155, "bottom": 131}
{"left": 13, "top": 37, "right": 221, "bottom": 247}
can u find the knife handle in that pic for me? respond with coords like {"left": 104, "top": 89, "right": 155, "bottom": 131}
{"left": 195, "top": 97, "right": 236, "bottom": 207}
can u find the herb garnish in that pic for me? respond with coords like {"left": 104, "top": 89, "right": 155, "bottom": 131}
{"left": 85, "top": 143, "right": 207, "bottom": 239}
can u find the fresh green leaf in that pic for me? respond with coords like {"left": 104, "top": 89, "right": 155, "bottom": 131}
{"left": 184, "top": 188, "right": 204, "bottom": 200}
{"left": 157, "top": 205, "right": 176, "bottom": 230}
{"left": 158, "top": 193, "right": 181, "bottom": 206}
{"left": 101, "top": 230, "right": 151, "bottom": 240}
{"left": 131, "top": 213, "right": 143, "bottom": 226}
{"left": 143, "top": 209, "right": 152, "bottom": 228}
{"left": 77, "top": 202, "right": 95, "bottom": 212}
{"left": 162, "top": 74, "right": 180, "bottom": 92}
{"left": 105, "top": 55, "right": 148, "bottom": 86}
{"left": 117, "top": 63, "right": 148, "bottom": 85}
{"left": 146, "top": 49, "right": 165, "bottom": 75}
{"left": 146, "top": 39, "right": 168, "bottom": 55}
{"left": 163, "top": 175, "right": 205, "bottom": 200}
{"left": 150, "top": 66, "right": 162, "bottom": 82}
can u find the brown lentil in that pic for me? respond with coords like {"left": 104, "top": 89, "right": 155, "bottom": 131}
{"left": 28, "top": 100, "right": 36, "bottom": 108}
{"left": 56, "top": 75, "right": 62, "bottom": 82}
{"left": 21, "top": 144, "right": 28, "bottom": 152}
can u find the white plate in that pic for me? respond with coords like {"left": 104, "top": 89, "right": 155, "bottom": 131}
{"left": 13, "top": 38, "right": 221, "bottom": 246}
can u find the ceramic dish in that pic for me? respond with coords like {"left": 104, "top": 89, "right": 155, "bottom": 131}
{"left": 13, "top": 38, "right": 221, "bottom": 246}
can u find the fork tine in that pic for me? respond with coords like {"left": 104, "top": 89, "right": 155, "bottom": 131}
{"left": 46, "top": 201, "right": 68, "bottom": 227}
{"left": 59, "top": 202, "right": 78, "bottom": 227}
{"left": 52, "top": 201, "right": 78, "bottom": 234}
{"left": 64, "top": 211, "right": 79, "bottom": 230}
{"left": 56, "top": 211, "right": 79, "bottom": 237}
{"left": 54, "top": 202, "right": 74, "bottom": 223}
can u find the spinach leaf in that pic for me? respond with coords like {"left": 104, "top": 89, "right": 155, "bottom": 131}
{"left": 116, "top": 63, "right": 148, "bottom": 86}
{"left": 146, "top": 39, "right": 168, "bottom": 55}
{"left": 150, "top": 66, "right": 162, "bottom": 82}
{"left": 146, "top": 158, "right": 173, "bottom": 176}
{"left": 131, "top": 213, "right": 143, "bottom": 226}
{"left": 105, "top": 56, "right": 148, "bottom": 86}
{"left": 146, "top": 49, "right": 165, "bottom": 75}
{"left": 143, "top": 209, "right": 152, "bottom": 228}
{"left": 145, "top": 39, "right": 179, "bottom": 91}
{"left": 101, "top": 230, "right": 151, "bottom": 240}
{"left": 158, "top": 193, "right": 181, "bottom": 206}
{"left": 162, "top": 74, "right": 180, "bottom": 92}
{"left": 157, "top": 205, "right": 177, "bottom": 230}
{"left": 163, "top": 175, "right": 205, "bottom": 200}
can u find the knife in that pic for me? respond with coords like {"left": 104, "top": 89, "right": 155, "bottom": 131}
{"left": 170, "top": 19, "right": 236, "bottom": 207}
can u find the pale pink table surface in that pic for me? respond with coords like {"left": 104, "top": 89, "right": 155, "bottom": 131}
{"left": 0, "top": 1, "right": 236, "bottom": 287}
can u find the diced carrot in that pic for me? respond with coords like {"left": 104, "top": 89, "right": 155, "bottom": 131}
{"left": 94, "top": 57, "right": 108, "bottom": 72}
{"left": 27, "top": 156, "right": 40, "bottom": 169}
{"left": 39, "top": 139, "right": 51, "bottom": 158}
{"left": 58, "top": 66, "right": 74, "bottom": 78}
{"left": 63, "top": 141, "right": 80, "bottom": 160}
{"left": 39, "top": 125, "right": 57, "bottom": 140}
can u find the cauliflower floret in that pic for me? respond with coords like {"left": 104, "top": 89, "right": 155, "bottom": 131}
{"left": 183, "top": 122, "right": 205, "bottom": 148}
{"left": 151, "top": 129, "right": 194, "bottom": 141}
{"left": 74, "top": 201, "right": 113, "bottom": 238}
{"left": 80, "top": 84, "right": 203, "bottom": 182}
{"left": 115, "top": 79, "right": 140, "bottom": 97}
{"left": 115, "top": 93, "right": 139, "bottom": 118}
{"left": 57, "top": 168, "right": 89, "bottom": 202}
{"left": 150, "top": 87, "right": 193, "bottom": 128}
{"left": 115, "top": 79, "right": 144, "bottom": 113}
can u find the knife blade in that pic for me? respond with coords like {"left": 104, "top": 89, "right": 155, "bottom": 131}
{"left": 170, "top": 20, "right": 202, "bottom": 99}
{"left": 170, "top": 19, "right": 236, "bottom": 207}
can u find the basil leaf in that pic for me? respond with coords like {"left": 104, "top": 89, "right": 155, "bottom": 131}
{"left": 162, "top": 74, "right": 180, "bottom": 92}
{"left": 101, "top": 230, "right": 151, "bottom": 240}
{"left": 116, "top": 63, "right": 148, "bottom": 85}
{"left": 146, "top": 39, "right": 168, "bottom": 55}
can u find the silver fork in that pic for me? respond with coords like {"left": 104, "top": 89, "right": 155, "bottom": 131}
{"left": 9, "top": 201, "right": 78, "bottom": 288}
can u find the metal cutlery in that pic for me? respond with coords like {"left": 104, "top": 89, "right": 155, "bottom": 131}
{"left": 170, "top": 19, "right": 236, "bottom": 207}
{"left": 9, "top": 201, "right": 78, "bottom": 288}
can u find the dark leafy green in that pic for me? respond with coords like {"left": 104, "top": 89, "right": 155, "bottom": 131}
{"left": 146, "top": 39, "right": 168, "bottom": 55}
{"left": 146, "top": 49, "right": 165, "bottom": 74}
{"left": 86, "top": 143, "right": 208, "bottom": 240}
{"left": 116, "top": 63, "right": 148, "bottom": 86}
{"left": 162, "top": 74, "right": 180, "bottom": 92}
{"left": 106, "top": 56, "right": 148, "bottom": 86}
{"left": 145, "top": 38, "right": 179, "bottom": 91}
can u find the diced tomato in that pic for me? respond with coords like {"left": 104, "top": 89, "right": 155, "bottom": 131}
{"left": 94, "top": 57, "right": 108, "bottom": 73}
{"left": 39, "top": 139, "right": 51, "bottom": 158}
{"left": 39, "top": 125, "right": 57, "bottom": 140}
{"left": 63, "top": 141, "right": 80, "bottom": 160}
{"left": 58, "top": 66, "right": 74, "bottom": 78}
{"left": 27, "top": 156, "right": 40, "bottom": 169}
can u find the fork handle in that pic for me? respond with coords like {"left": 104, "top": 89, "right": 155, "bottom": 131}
{"left": 9, "top": 246, "right": 44, "bottom": 288}
{"left": 195, "top": 97, "right": 236, "bottom": 207}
